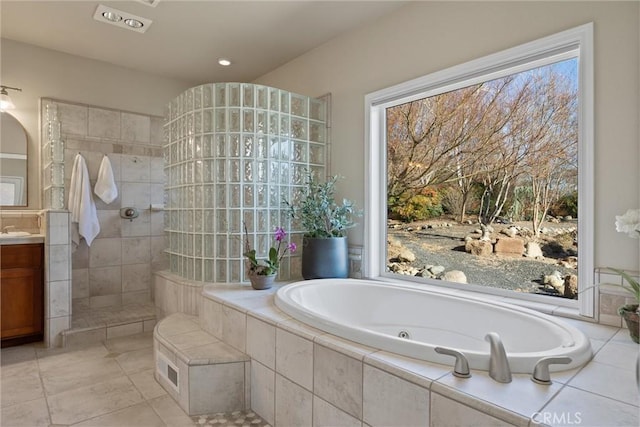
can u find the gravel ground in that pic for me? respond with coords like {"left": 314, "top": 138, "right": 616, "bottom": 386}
{"left": 388, "top": 219, "right": 578, "bottom": 297}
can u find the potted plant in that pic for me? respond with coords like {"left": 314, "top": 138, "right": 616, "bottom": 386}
{"left": 612, "top": 209, "right": 640, "bottom": 343}
{"left": 243, "top": 224, "right": 296, "bottom": 290}
{"left": 285, "top": 173, "right": 361, "bottom": 279}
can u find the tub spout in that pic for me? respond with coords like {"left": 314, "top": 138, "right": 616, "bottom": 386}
{"left": 485, "top": 332, "right": 512, "bottom": 383}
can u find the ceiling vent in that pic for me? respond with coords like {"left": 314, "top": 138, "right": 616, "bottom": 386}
{"left": 93, "top": 5, "right": 152, "bottom": 34}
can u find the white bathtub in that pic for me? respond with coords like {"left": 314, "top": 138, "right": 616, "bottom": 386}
{"left": 275, "top": 279, "right": 592, "bottom": 374}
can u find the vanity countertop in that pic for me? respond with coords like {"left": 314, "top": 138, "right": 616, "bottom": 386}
{"left": 0, "top": 234, "right": 45, "bottom": 245}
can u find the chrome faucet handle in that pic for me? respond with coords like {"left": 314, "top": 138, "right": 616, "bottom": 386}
{"left": 435, "top": 347, "right": 471, "bottom": 378}
{"left": 531, "top": 356, "right": 572, "bottom": 385}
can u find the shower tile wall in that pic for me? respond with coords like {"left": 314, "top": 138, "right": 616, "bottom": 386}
{"left": 42, "top": 99, "right": 167, "bottom": 312}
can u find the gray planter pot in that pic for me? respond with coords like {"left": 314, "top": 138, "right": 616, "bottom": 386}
{"left": 302, "top": 236, "right": 348, "bottom": 279}
{"left": 248, "top": 273, "right": 276, "bottom": 290}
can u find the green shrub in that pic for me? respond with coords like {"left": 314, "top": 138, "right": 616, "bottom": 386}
{"left": 389, "top": 188, "right": 443, "bottom": 222}
{"left": 551, "top": 191, "right": 578, "bottom": 218}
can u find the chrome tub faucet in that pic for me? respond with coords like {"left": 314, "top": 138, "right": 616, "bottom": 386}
{"left": 485, "top": 332, "right": 512, "bottom": 383}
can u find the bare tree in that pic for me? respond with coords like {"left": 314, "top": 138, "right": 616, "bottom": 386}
{"left": 387, "top": 77, "right": 521, "bottom": 215}
{"left": 522, "top": 71, "right": 578, "bottom": 235}
{"left": 386, "top": 61, "right": 578, "bottom": 240}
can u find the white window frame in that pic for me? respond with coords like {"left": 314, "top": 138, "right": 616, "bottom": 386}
{"left": 364, "top": 23, "right": 594, "bottom": 317}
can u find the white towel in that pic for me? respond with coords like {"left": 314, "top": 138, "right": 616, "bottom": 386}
{"left": 94, "top": 155, "right": 118, "bottom": 204}
{"left": 68, "top": 153, "right": 100, "bottom": 247}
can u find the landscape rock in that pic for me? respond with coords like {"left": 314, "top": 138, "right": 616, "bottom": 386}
{"left": 387, "top": 239, "right": 416, "bottom": 263}
{"left": 465, "top": 239, "right": 493, "bottom": 256}
{"left": 493, "top": 237, "right": 525, "bottom": 257}
{"left": 518, "top": 227, "right": 534, "bottom": 238}
{"left": 388, "top": 237, "right": 403, "bottom": 247}
{"left": 430, "top": 265, "right": 446, "bottom": 275}
{"left": 396, "top": 248, "right": 416, "bottom": 263}
{"left": 443, "top": 270, "right": 467, "bottom": 284}
{"left": 543, "top": 271, "right": 565, "bottom": 292}
{"left": 563, "top": 274, "right": 578, "bottom": 299}
{"left": 388, "top": 263, "right": 418, "bottom": 276}
{"left": 501, "top": 227, "right": 518, "bottom": 238}
{"left": 416, "top": 268, "right": 435, "bottom": 279}
{"left": 525, "top": 242, "right": 544, "bottom": 259}
{"left": 558, "top": 256, "right": 578, "bottom": 269}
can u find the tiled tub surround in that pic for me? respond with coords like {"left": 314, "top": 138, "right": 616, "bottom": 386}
{"left": 187, "top": 280, "right": 638, "bottom": 427}
{"left": 41, "top": 98, "right": 167, "bottom": 313}
{"left": 164, "top": 83, "right": 328, "bottom": 283}
{"left": 154, "top": 269, "right": 204, "bottom": 318}
{"left": 596, "top": 268, "right": 640, "bottom": 328}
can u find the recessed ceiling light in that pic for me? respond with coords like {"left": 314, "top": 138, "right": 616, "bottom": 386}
{"left": 124, "top": 18, "right": 144, "bottom": 29}
{"left": 93, "top": 5, "right": 152, "bottom": 34}
{"left": 218, "top": 58, "right": 232, "bottom": 66}
{"left": 102, "top": 11, "right": 122, "bottom": 22}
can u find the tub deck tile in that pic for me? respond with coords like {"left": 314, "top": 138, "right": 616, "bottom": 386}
{"left": 251, "top": 305, "right": 292, "bottom": 325}
{"left": 314, "top": 334, "right": 377, "bottom": 361}
{"left": 432, "top": 372, "right": 558, "bottom": 427}
{"left": 277, "top": 318, "right": 325, "bottom": 341}
{"left": 364, "top": 350, "right": 450, "bottom": 389}
{"left": 537, "top": 386, "right": 638, "bottom": 427}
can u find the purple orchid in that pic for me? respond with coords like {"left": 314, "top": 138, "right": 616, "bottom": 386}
{"left": 274, "top": 227, "right": 286, "bottom": 242}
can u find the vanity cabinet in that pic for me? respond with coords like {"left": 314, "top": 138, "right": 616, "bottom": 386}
{"left": 1, "top": 243, "right": 44, "bottom": 347}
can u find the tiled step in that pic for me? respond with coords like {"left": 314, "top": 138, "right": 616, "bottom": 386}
{"left": 191, "top": 410, "right": 269, "bottom": 427}
{"left": 154, "top": 313, "right": 250, "bottom": 416}
{"left": 62, "top": 303, "right": 157, "bottom": 347}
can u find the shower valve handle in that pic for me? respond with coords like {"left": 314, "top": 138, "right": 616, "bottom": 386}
{"left": 435, "top": 347, "right": 471, "bottom": 378}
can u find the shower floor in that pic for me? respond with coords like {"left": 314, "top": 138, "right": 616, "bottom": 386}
{"left": 64, "top": 302, "right": 157, "bottom": 347}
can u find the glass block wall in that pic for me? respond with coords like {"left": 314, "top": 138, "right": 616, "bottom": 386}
{"left": 42, "top": 102, "right": 65, "bottom": 209}
{"left": 164, "top": 83, "right": 327, "bottom": 283}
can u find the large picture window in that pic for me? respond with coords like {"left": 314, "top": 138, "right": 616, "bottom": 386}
{"left": 365, "top": 24, "right": 594, "bottom": 316}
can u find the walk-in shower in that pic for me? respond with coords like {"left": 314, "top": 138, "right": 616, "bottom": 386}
{"left": 164, "top": 83, "right": 328, "bottom": 283}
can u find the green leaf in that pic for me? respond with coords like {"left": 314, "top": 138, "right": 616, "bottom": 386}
{"left": 269, "top": 247, "right": 278, "bottom": 264}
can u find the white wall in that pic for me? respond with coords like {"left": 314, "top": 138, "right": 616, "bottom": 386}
{"left": 0, "top": 38, "right": 193, "bottom": 209}
{"left": 255, "top": 1, "right": 640, "bottom": 272}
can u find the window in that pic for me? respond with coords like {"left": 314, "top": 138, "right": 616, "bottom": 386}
{"left": 0, "top": 176, "right": 24, "bottom": 205}
{"left": 365, "top": 24, "right": 594, "bottom": 316}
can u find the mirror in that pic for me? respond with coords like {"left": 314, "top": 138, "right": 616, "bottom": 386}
{"left": 0, "top": 112, "right": 28, "bottom": 206}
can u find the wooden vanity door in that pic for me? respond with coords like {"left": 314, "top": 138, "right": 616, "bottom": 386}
{"left": 0, "top": 244, "right": 44, "bottom": 344}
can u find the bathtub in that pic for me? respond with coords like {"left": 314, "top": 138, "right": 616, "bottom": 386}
{"left": 275, "top": 279, "right": 592, "bottom": 374}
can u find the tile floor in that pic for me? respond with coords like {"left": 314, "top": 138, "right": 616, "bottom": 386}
{"left": 0, "top": 332, "right": 269, "bottom": 427}
{"left": 71, "top": 302, "right": 157, "bottom": 329}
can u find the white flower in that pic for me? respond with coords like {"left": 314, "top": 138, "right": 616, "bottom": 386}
{"left": 615, "top": 208, "right": 640, "bottom": 239}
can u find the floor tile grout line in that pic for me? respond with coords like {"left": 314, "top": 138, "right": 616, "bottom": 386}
{"left": 35, "top": 346, "right": 55, "bottom": 426}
